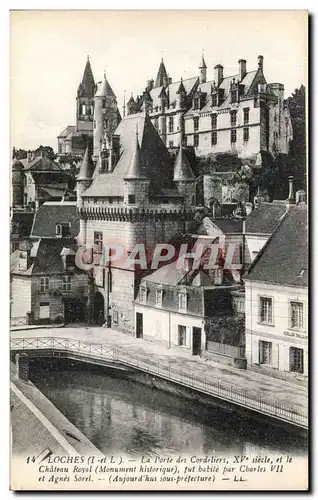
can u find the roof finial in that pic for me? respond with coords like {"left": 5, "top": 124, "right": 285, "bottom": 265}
{"left": 104, "top": 66, "right": 107, "bottom": 79}
{"left": 87, "top": 54, "right": 89, "bottom": 61}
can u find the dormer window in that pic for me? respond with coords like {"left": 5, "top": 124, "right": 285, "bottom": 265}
{"left": 178, "top": 289, "right": 188, "bottom": 311}
{"left": 56, "top": 223, "right": 71, "bottom": 237}
{"left": 211, "top": 93, "right": 218, "bottom": 107}
{"left": 155, "top": 286, "right": 163, "bottom": 307}
{"left": 140, "top": 285, "right": 147, "bottom": 302}
{"left": 231, "top": 90, "right": 237, "bottom": 104}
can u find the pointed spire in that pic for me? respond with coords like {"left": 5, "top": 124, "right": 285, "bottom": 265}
{"left": 95, "top": 70, "right": 116, "bottom": 98}
{"left": 199, "top": 51, "right": 207, "bottom": 69}
{"left": 155, "top": 58, "right": 169, "bottom": 88}
{"left": 77, "top": 146, "right": 95, "bottom": 181}
{"left": 174, "top": 145, "right": 195, "bottom": 182}
{"left": 124, "top": 127, "right": 148, "bottom": 180}
{"left": 79, "top": 56, "right": 95, "bottom": 96}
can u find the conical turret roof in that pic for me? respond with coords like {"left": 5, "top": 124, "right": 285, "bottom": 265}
{"left": 95, "top": 72, "right": 116, "bottom": 98}
{"left": 124, "top": 131, "right": 148, "bottom": 180}
{"left": 155, "top": 58, "right": 169, "bottom": 88}
{"left": 174, "top": 145, "right": 195, "bottom": 181}
{"left": 77, "top": 146, "right": 95, "bottom": 181}
{"left": 78, "top": 56, "right": 95, "bottom": 96}
{"left": 199, "top": 54, "right": 207, "bottom": 69}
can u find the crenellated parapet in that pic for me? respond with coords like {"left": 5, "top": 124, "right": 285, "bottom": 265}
{"left": 78, "top": 206, "right": 195, "bottom": 222}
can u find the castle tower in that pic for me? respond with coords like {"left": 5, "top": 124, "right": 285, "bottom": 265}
{"left": 11, "top": 158, "right": 24, "bottom": 207}
{"left": 173, "top": 145, "right": 196, "bottom": 206}
{"left": 93, "top": 71, "right": 120, "bottom": 160}
{"left": 76, "top": 145, "right": 95, "bottom": 210}
{"left": 123, "top": 128, "right": 150, "bottom": 207}
{"left": 199, "top": 53, "right": 207, "bottom": 84}
{"left": 76, "top": 56, "right": 95, "bottom": 133}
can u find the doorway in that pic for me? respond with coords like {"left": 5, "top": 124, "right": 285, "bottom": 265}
{"left": 93, "top": 292, "right": 105, "bottom": 325}
{"left": 136, "top": 312, "right": 143, "bottom": 339}
{"left": 192, "top": 327, "right": 202, "bottom": 356}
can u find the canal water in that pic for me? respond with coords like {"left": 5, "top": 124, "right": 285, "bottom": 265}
{"left": 30, "top": 359, "right": 307, "bottom": 459}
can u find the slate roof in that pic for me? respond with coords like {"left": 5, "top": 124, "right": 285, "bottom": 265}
{"left": 77, "top": 147, "right": 95, "bottom": 181}
{"left": 30, "top": 202, "right": 80, "bottom": 238}
{"left": 11, "top": 238, "right": 79, "bottom": 275}
{"left": 173, "top": 146, "right": 195, "bottom": 181}
{"left": 11, "top": 212, "right": 35, "bottom": 238}
{"left": 245, "top": 206, "right": 308, "bottom": 287}
{"left": 95, "top": 75, "right": 116, "bottom": 98}
{"left": 185, "top": 68, "right": 264, "bottom": 116}
{"left": 23, "top": 155, "right": 63, "bottom": 172}
{"left": 83, "top": 113, "right": 178, "bottom": 198}
{"left": 154, "top": 59, "right": 169, "bottom": 88}
{"left": 79, "top": 57, "right": 95, "bottom": 96}
{"left": 58, "top": 125, "right": 76, "bottom": 139}
{"left": 245, "top": 202, "right": 287, "bottom": 234}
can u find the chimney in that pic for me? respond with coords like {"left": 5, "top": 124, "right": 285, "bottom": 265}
{"left": 146, "top": 79, "right": 154, "bottom": 92}
{"left": 238, "top": 59, "right": 247, "bottom": 81}
{"left": 27, "top": 150, "right": 32, "bottom": 163}
{"left": 214, "top": 65, "right": 223, "bottom": 86}
{"left": 258, "top": 55, "right": 264, "bottom": 70}
{"left": 287, "top": 176, "right": 295, "bottom": 204}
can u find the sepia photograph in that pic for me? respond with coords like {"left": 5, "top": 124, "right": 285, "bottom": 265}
{"left": 9, "top": 9, "right": 308, "bottom": 491}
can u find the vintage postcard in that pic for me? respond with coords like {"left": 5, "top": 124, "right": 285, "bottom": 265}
{"left": 10, "top": 10, "right": 308, "bottom": 491}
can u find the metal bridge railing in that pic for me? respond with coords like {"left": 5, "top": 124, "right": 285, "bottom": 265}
{"left": 10, "top": 337, "right": 308, "bottom": 428}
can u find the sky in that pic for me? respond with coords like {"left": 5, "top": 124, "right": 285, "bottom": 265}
{"left": 10, "top": 10, "right": 307, "bottom": 151}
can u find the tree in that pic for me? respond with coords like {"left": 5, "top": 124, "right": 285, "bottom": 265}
{"left": 12, "top": 145, "right": 56, "bottom": 161}
{"left": 286, "top": 85, "right": 306, "bottom": 191}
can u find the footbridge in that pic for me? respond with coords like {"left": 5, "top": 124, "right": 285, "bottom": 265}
{"left": 10, "top": 336, "right": 308, "bottom": 430}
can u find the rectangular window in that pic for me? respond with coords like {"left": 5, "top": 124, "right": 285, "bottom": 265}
{"left": 259, "top": 341, "right": 272, "bottom": 364}
{"left": 56, "top": 224, "right": 62, "bottom": 236}
{"left": 243, "top": 108, "right": 250, "bottom": 124}
{"left": 211, "top": 93, "right": 218, "bottom": 107}
{"left": 290, "top": 302, "right": 304, "bottom": 329}
{"left": 40, "top": 277, "right": 49, "bottom": 293}
{"left": 231, "top": 90, "right": 237, "bottom": 103}
{"left": 230, "top": 111, "right": 237, "bottom": 126}
{"left": 230, "top": 129, "right": 237, "bottom": 143}
{"left": 140, "top": 286, "right": 147, "bottom": 302}
{"left": 259, "top": 297, "right": 273, "bottom": 324}
{"left": 211, "top": 114, "right": 217, "bottom": 130}
{"left": 62, "top": 276, "right": 72, "bottom": 292}
{"left": 155, "top": 287, "right": 163, "bottom": 307}
{"left": 194, "top": 134, "right": 199, "bottom": 147}
{"left": 169, "top": 140, "right": 174, "bottom": 148}
{"left": 184, "top": 136, "right": 187, "bottom": 146}
{"left": 211, "top": 131, "right": 217, "bottom": 146}
{"left": 243, "top": 127, "right": 249, "bottom": 142}
{"left": 193, "top": 117, "right": 199, "bottom": 131}
{"left": 168, "top": 116, "right": 174, "bottom": 133}
{"left": 39, "top": 302, "right": 50, "bottom": 319}
{"left": 128, "top": 194, "right": 136, "bottom": 204}
{"left": 94, "top": 231, "right": 103, "bottom": 253}
{"left": 178, "top": 325, "right": 187, "bottom": 346}
{"left": 179, "top": 293, "right": 187, "bottom": 311}
{"left": 289, "top": 347, "right": 304, "bottom": 374}
{"left": 193, "top": 98, "right": 199, "bottom": 110}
